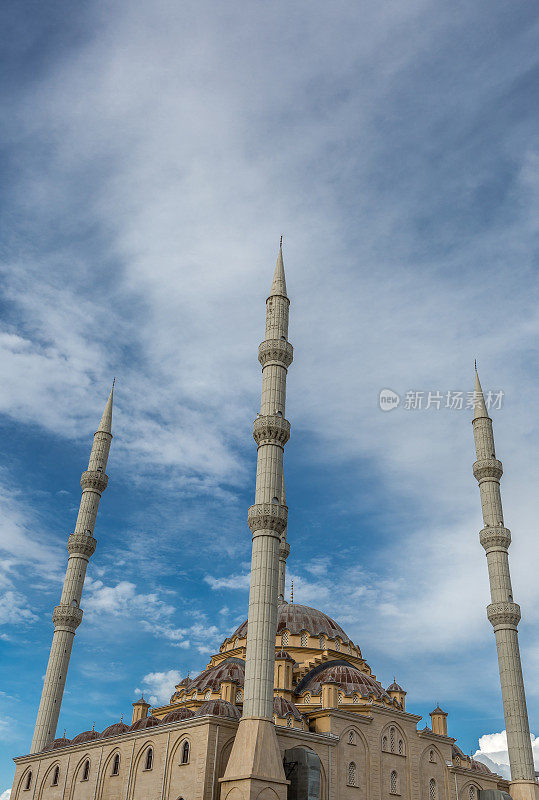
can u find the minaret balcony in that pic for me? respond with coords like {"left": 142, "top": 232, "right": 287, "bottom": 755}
{"left": 67, "top": 532, "right": 97, "bottom": 558}
{"left": 247, "top": 503, "right": 288, "bottom": 534}
{"left": 258, "top": 339, "right": 293, "bottom": 368}
{"left": 479, "top": 526, "right": 511, "bottom": 552}
{"left": 80, "top": 470, "right": 109, "bottom": 493}
{"left": 473, "top": 458, "right": 503, "bottom": 482}
{"left": 253, "top": 415, "right": 291, "bottom": 447}
{"left": 487, "top": 601, "right": 521, "bottom": 630}
{"left": 52, "top": 604, "right": 84, "bottom": 631}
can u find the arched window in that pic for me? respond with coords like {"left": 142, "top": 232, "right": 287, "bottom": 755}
{"left": 335, "top": 638, "right": 341, "bottom": 652}
{"left": 304, "top": 693, "right": 311, "bottom": 704}
{"left": 352, "top": 693, "right": 359, "bottom": 704}
{"left": 429, "top": 749, "right": 436, "bottom": 763}
{"left": 347, "top": 762, "right": 356, "bottom": 786}
{"left": 390, "top": 770, "right": 397, "bottom": 794}
{"left": 398, "top": 739, "right": 403, "bottom": 755}
{"left": 286, "top": 715, "right": 293, "bottom": 728}
{"left": 469, "top": 788, "right": 476, "bottom": 800}
{"left": 112, "top": 754, "right": 120, "bottom": 776}
{"left": 145, "top": 748, "right": 153, "bottom": 771}
{"left": 82, "top": 760, "right": 90, "bottom": 781}
{"left": 181, "top": 741, "right": 190, "bottom": 764}
{"left": 24, "top": 771, "right": 32, "bottom": 791}
{"left": 429, "top": 778, "right": 437, "bottom": 800}
{"left": 338, "top": 692, "right": 344, "bottom": 703}
{"left": 319, "top": 635, "right": 325, "bottom": 649}
{"left": 191, "top": 690, "right": 197, "bottom": 700}
{"left": 382, "top": 736, "right": 388, "bottom": 751}
{"left": 348, "top": 730, "right": 356, "bottom": 745}
{"left": 455, "top": 755, "right": 461, "bottom": 766}
{"left": 205, "top": 689, "right": 211, "bottom": 699}
{"left": 235, "top": 690, "right": 243, "bottom": 703}
{"left": 300, "top": 632, "right": 308, "bottom": 647}
{"left": 390, "top": 726, "right": 395, "bottom": 753}
{"left": 52, "top": 766, "right": 60, "bottom": 786}
{"left": 281, "top": 630, "right": 289, "bottom": 646}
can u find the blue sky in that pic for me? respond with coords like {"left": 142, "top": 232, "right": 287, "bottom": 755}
{"left": 2, "top": 0, "right": 539, "bottom": 792}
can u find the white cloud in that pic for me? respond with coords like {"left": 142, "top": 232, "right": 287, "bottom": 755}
{"left": 204, "top": 573, "right": 251, "bottom": 591}
{"left": 137, "top": 670, "right": 182, "bottom": 706}
{"left": 474, "top": 730, "right": 539, "bottom": 781}
{"left": 0, "top": 789, "right": 11, "bottom": 800}
{"left": 0, "top": 592, "right": 38, "bottom": 626}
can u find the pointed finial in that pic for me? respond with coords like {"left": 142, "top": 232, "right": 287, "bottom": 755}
{"left": 97, "top": 381, "right": 114, "bottom": 434}
{"left": 280, "top": 234, "right": 283, "bottom": 248}
{"left": 92, "top": 722, "right": 95, "bottom": 731}
{"left": 291, "top": 580, "right": 294, "bottom": 603}
{"left": 120, "top": 714, "right": 123, "bottom": 723}
{"left": 269, "top": 240, "right": 287, "bottom": 298}
{"left": 473, "top": 362, "right": 489, "bottom": 420}
{"left": 63, "top": 728, "right": 66, "bottom": 738}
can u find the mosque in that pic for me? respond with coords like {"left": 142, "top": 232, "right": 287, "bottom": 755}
{"left": 10, "top": 247, "right": 538, "bottom": 800}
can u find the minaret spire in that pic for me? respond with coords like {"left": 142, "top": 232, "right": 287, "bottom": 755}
{"left": 221, "top": 243, "right": 293, "bottom": 800}
{"left": 472, "top": 366, "right": 538, "bottom": 799}
{"left": 31, "top": 386, "right": 114, "bottom": 754}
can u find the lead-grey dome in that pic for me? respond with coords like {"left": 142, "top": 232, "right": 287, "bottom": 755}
{"left": 231, "top": 603, "right": 350, "bottom": 644}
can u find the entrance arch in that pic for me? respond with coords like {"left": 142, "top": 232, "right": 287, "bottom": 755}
{"left": 283, "top": 747, "right": 321, "bottom": 800}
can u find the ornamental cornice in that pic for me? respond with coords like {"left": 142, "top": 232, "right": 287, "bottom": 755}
{"left": 280, "top": 540, "right": 291, "bottom": 558}
{"left": 479, "top": 526, "right": 511, "bottom": 551}
{"left": 247, "top": 503, "right": 288, "bottom": 534}
{"left": 473, "top": 458, "right": 503, "bottom": 481}
{"left": 253, "top": 415, "right": 291, "bottom": 447}
{"left": 80, "top": 470, "right": 108, "bottom": 493}
{"left": 487, "top": 601, "right": 521, "bottom": 629}
{"left": 258, "top": 339, "right": 294, "bottom": 368}
{"left": 52, "top": 604, "right": 83, "bottom": 631}
{"left": 67, "top": 533, "right": 97, "bottom": 558}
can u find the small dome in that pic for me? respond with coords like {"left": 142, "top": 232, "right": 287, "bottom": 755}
{"left": 471, "top": 759, "right": 492, "bottom": 774}
{"left": 275, "top": 650, "right": 294, "bottom": 662}
{"left": 71, "top": 730, "right": 101, "bottom": 744}
{"left": 195, "top": 700, "right": 241, "bottom": 719}
{"left": 162, "top": 707, "right": 196, "bottom": 723}
{"left": 296, "top": 661, "right": 389, "bottom": 701}
{"left": 130, "top": 715, "right": 161, "bottom": 731}
{"left": 102, "top": 722, "right": 129, "bottom": 738}
{"left": 43, "top": 737, "right": 71, "bottom": 751}
{"left": 186, "top": 658, "right": 245, "bottom": 693}
{"left": 387, "top": 681, "right": 405, "bottom": 693}
{"left": 230, "top": 603, "right": 350, "bottom": 644}
{"left": 273, "top": 697, "right": 303, "bottom": 721}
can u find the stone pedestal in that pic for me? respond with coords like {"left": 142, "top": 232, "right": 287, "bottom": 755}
{"left": 219, "top": 718, "right": 289, "bottom": 800}
{"left": 510, "top": 781, "right": 539, "bottom": 800}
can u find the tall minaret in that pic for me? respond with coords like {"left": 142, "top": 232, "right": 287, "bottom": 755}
{"left": 31, "top": 385, "right": 114, "bottom": 754}
{"left": 277, "top": 474, "right": 290, "bottom": 604}
{"left": 220, "top": 243, "right": 292, "bottom": 800}
{"left": 472, "top": 367, "right": 538, "bottom": 800}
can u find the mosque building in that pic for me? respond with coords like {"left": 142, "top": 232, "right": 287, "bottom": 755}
{"left": 10, "top": 246, "right": 538, "bottom": 800}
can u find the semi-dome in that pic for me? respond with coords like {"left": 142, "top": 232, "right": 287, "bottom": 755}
{"left": 231, "top": 603, "right": 350, "bottom": 644}
{"left": 273, "top": 696, "right": 303, "bottom": 721}
{"left": 71, "top": 730, "right": 101, "bottom": 744}
{"left": 42, "top": 737, "right": 71, "bottom": 751}
{"left": 195, "top": 700, "right": 241, "bottom": 719}
{"left": 130, "top": 715, "right": 161, "bottom": 731}
{"left": 296, "top": 661, "right": 389, "bottom": 701}
{"left": 186, "top": 658, "right": 245, "bottom": 693}
{"left": 162, "top": 707, "right": 196, "bottom": 723}
{"left": 102, "top": 722, "right": 129, "bottom": 738}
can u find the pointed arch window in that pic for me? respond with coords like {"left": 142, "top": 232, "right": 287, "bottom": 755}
{"left": 469, "top": 788, "right": 476, "bottom": 800}
{"left": 205, "top": 689, "right": 211, "bottom": 699}
{"left": 348, "top": 730, "right": 356, "bottom": 745}
{"left": 112, "top": 754, "right": 120, "bottom": 776}
{"left": 281, "top": 630, "right": 289, "bottom": 646}
{"left": 347, "top": 762, "right": 356, "bottom": 786}
{"left": 82, "top": 760, "right": 90, "bottom": 781}
{"left": 398, "top": 739, "right": 403, "bottom": 755}
{"left": 235, "top": 690, "right": 243, "bottom": 703}
{"left": 52, "top": 766, "right": 60, "bottom": 786}
{"left": 335, "top": 638, "right": 341, "bottom": 652}
{"left": 382, "top": 736, "right": 388, "bottom": 751}
{"left": 429, "top": 749, "right": 436, "bottom": 763}
{"left": 304, "top": 693, "right": 311, "bottom": 704}
{"left": 390, "top": 726, "right": 396, "bottom": 753}
{"left": 319, "top": 635, "right": 325, "bottom": 649}
{"left": 286, "top": 715, "right": 293, "bottom": 728}
{"left": 352, "top": 693, "right": 360, "bottom": 704}
{"left": 144, "top": 748, "right": 153, "bottom": 771}
{"left": 181, "top": 741, "right": 190, "bottom": 764}
{"left": 390, "top": 770, "right": 398, "bottom": 794}
{"left": 300, "top": 631, "right": 308, "bottom": 647}
{"left": 429, "top": 778, "right": 437, "bottom": 799}
{"left": 24, "top": 771, "right": 32, "bottom": 791}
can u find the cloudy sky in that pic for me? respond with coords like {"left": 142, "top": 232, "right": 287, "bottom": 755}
{"left": 2, "top": 0, "right": 539, "bottom": 792}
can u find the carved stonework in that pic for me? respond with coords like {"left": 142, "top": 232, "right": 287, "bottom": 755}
{"left": 473, "top": 458, "right": 503, "bottom": 482}
{"left": 480, "top": 526, "right": 511, "bottom": 551}
{"left": 80, "top": 470, "right": 108, "bottom": 493}
{"left": 52, "top": 604, "right": 83, "bottom": 631}
{"left": 258, "top": 339, "right": 294, "bottom": 368}
{"left": 253, "top": 415, "right": 291, "bottom": 446}
{"left": 247, "top": 503, "right": 288, "bottom": 534}
{"left": 279, "top": 540, "right": 290, "bottom": 559}
{"left": 487, "top": 601, "right": 521, "bottom": 629}
{"left": 67, "top": 533, "right": 97, "bottom": 558}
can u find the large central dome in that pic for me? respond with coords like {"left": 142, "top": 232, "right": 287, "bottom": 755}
{"left": 231, "top": 603, "right": 350, "bottom": 644}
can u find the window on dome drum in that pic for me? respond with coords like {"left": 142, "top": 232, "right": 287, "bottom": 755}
{"left": 300, "top": 632, "right": 308, "bottom": 647}
{"left": 52, "top": 766, "right": 59, "bottom": 786}
{"left": 144, "top": 748, "right": 153, "bottom": 771}
{"left": 390, "top": 727, "right": 395, "bottom": 753}
{"left": 24, "top": 772, "right": 32, "bottom": 791}
{"left": 205, "top": 690, "right": 211, "bottom": 699}
{"left": 338, "top": 693, "right": 344, "bottom": 703}
{"left": 319, "top": 635, "right": 325, "bottom": 649}
{"left": 286, "top": 715, "right": 293, "bottom": 728}
{"left": 348, "top": 730, "right": 356, "bottom": 745}
{"left": 112, "top": 754, "right": 120, "bottom": 776}
{"left": 235, "top": 690, "right": 243, "bottom": 703}
{"left": 455, "top": 756, "right": 461, "bottom": 766}
{"left": 347, "top": 762, "right": 356, "bottom": 786}
{"left": 429, "top": 778, "right": 437, "bottom": 799}
{"left": 281, "top": 631, "right": 289, "bottom": 646}
{"left": 382, "top": 736, "right": 388, "bottom": 751}
{"left": 304, "top": 693, "right": 311, "bottom": 704}
{"left": 192, "top": 691, "right": 197, "bottom": 700}
{"left": 335, "top": 638, "right": 341, "bottom": 651}
{"left": 181, "top": 741, "right": 190, "bottom": 764}
{"left": 82, "top": 760, "right": 90, "bottom": 781}
{"left": 390, "top": 770, "right": 398, "bottom": 794}
{"left": 352, "top": 693, "right": 359, "bottom": 704}
{"left": 398, "top": 740, "right": 403, "bottom": 755}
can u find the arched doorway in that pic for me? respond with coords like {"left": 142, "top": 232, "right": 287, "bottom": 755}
{"left": 283, "top": 747, "right": 321, "bottom": 800}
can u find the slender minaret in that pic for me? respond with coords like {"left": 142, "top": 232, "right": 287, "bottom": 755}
{"left": 472, "top": 366, "right": 538, "bottom": 800}
{"left": 220, "top": 242, "right": 292, "bottom": 800}
{"left": 31, "top": 385, "right": 114, "bottom": 754}
{"left": 277, "top": 474, "right": 290, "bottom": 604}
